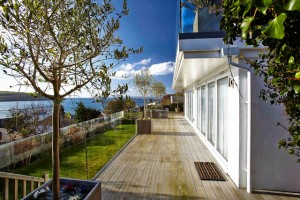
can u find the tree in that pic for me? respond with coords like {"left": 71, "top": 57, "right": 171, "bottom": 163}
{"left": 0, "top": 0, "right": 140, "bottom": 198}
{"left": 220, "top": 0, "right": 300, "bottom": 161}
{"left": 134, "top": 68, "right": 153, "bottom": 118}
{"left": 105, "top": 96, "right": 135, "bottom": 114}
{"left": 75, "top": 102, "right": 101, "bottom": 123}
{"left": 151, "top": 81, "right": 166, "bottom": 109}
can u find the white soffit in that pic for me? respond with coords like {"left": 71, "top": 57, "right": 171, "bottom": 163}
{"left": 173, "top": 56, "right": 228, "bottom": 89}
{"left": 172, "top": 36, "right": 262, "bottom": 90}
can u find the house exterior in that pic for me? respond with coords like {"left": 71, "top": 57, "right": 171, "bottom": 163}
{"left": 173, "top": 4, "right": 300, "bottom": 193}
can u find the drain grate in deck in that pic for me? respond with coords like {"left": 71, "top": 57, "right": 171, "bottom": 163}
{"left": 194, "top": 162, "right": 225, "bottom": 181}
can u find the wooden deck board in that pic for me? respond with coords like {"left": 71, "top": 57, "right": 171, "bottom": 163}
{"left": 95, "top": 113, "right": 300, "bottom": 200}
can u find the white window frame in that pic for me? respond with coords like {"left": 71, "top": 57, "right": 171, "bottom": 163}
{"left": 196, "top": 73, "right": 229, "bottom": 162}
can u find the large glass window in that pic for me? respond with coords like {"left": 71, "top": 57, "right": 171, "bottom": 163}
{"left": 186, "top": 89, "right": 193, "bottom": 121}
{"left": 197, "top": 87, "right": 201, "bottom": 130}
{"left": 207, "top": 82, "right": 215, "bottom": 145}
{"left": 200, "top": 85, "right": 207, "bottom": 135}
{"left": 217, "top": 78, "right": 228, "bottom": 160}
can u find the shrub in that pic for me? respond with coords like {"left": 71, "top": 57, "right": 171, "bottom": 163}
{"left": 105, "top": 97, "right": 135, "bottom": 114}
{"left": 75, "top": 102, "right": 101, "bottom": 123}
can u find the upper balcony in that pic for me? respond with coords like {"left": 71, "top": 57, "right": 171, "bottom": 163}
{"left": 180, "top": 1, "right": 224, "bottom": 36}
{"left": 173, "top": 1, "right": 258, "bottom": 90}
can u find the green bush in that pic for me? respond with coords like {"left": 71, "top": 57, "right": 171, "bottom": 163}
{"left": 75, "top": 102, "right": 101, "bottom": 123}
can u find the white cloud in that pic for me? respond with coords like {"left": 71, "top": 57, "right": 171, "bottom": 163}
{"left": 119, "top": 58, "right": 151, "bottom": 72}
{"left": 114, "top": 70, "right": 133, "bottom": 79}
{"left": 120, "top": 63, "right": 134, "bottom": 71}
{"left": 113, "top": 58, "right": 150, "bottom": 79}
{"left": 136, "top": 58, "right": 151, "bottom": 66}
{"left": 112, "top": 59, "right": 174, "bottom": 79}
{"left": 149, "top": 61, "right": 174, "bottom": 75}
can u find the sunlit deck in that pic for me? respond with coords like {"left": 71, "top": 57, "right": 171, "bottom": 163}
{"left": 95, "top": 113, "right": 299, "bottom": 200}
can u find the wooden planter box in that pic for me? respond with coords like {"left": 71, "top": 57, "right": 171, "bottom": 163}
{"left": 22, "top": 178, "right": 101, "bottom": 200}
{"left": 136, "top": 119, "right": 152, "bottom": 134}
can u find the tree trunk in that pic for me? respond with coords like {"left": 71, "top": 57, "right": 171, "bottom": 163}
{"left": 52, "top": 99, "right": 61, "bottom": 200}
{"left": 143, "top": 97, "right": 147, "bottom": 118}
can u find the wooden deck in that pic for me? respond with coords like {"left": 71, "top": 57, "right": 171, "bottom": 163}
{"left": 95, "top": 113, "right": 300, "bottom": 200}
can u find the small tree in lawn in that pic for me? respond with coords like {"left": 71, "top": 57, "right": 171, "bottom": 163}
{"left": 0, "top": 0, "right": 141, "bottom": 198}
{"left": 134, "top": 68, "right": 153, "bottom": 118}
{"left": 151, "top": 81, "right": 166, "bottom": 110}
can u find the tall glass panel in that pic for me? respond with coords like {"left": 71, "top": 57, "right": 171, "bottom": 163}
{"left": 208, "top": 82, "right": 215, "bottom": 145}
{"left": 187, "top": 91, "right": 190, "bottom": 120}
{"left": 187, "top": 90, "right": 193, "bottom": 121}
{"left": 190, "top": 90, "right": 193, "bottom": 121}
{"left": 197, "top": 87, "right": 201, "bottom": 130}
{"left": 217, "top": 77, "right": 228, "bottom": 160}
{"left": 201, "top": 86, "right": 207, "bottom": 135}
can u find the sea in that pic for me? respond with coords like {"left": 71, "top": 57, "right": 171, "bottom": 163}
{"left": 0, "top": 97, "right": 146, "bottom": 119}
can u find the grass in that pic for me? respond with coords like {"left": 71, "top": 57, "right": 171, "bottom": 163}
{"left": 11, "top": 124, "right": 135, "bottom": 180}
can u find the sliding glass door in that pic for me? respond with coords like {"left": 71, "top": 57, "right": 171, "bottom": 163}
{"left": 207, "top": 82, "right": 215, "bottom": 145}
{"left": 201, "top": 85, "right": 207, "bottom": 135}
{"left": 197, "top": 87, "right": 201, "bottom": 130}
{"left": 217, "top": 77, "right": 228, "bottom": 160}
{"left": 187, "top": 89, "right": 193, "bottom": 121}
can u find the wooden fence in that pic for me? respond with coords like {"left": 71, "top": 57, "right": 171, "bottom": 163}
{"left": 0, "top": 171, "right": 48, "bottom": 200}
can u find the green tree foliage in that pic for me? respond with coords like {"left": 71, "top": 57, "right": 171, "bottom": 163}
{"left": 0, "top": 0, "right": 141, "bottom": 198}
{"left": 151, "top": 81, "right": 166, "bottom": 109}
{"left": 75, "top": 102, "right": 101, "bottom": 123}
{"left": 105, "top": 96, "right": 136, "bottom": 114}
{"left": 134, "top": 68, "right": 153, "bottom": 118}
{"left": 220, "top": 0, "right": 300, "bottom": 161}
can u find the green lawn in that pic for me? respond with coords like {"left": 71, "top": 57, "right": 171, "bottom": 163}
{"left": 12, "top": 124, "right": 135, "bottom": 180}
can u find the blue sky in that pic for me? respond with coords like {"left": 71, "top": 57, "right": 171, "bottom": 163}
{"left": 111, "top": 0, "right": 180, "bottom": 97}
{"left": 0, "top": 0, "right": 182, "bottom": 97}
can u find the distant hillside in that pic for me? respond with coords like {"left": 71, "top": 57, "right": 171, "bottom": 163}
{"left": 0, "top": 91, "right": 49, "bottom": 101}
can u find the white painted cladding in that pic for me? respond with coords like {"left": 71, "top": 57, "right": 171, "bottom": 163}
{"left": 174, "top": 36, "right": 300, "bottom": 192}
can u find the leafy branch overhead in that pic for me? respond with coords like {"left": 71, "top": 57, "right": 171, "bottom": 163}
{"left": 221, "top": 0, "right": 300, "bottom": 161}
{"left": 0, "top": 0, "right": 141, "bottom": 100}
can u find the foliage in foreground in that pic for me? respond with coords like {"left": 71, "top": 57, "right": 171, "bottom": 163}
{"left": 220, "top": 0, "right": 300, "bottom": 160}
{"left": 0, "top": 0, "right": 141, "bottom": 198}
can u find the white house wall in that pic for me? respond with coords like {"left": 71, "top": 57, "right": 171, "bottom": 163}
{"left": 250, "top": 74, "right": 300, "bottom": 192}
{"left": 183, "top": 63, "right": 245, "bottom": 188}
